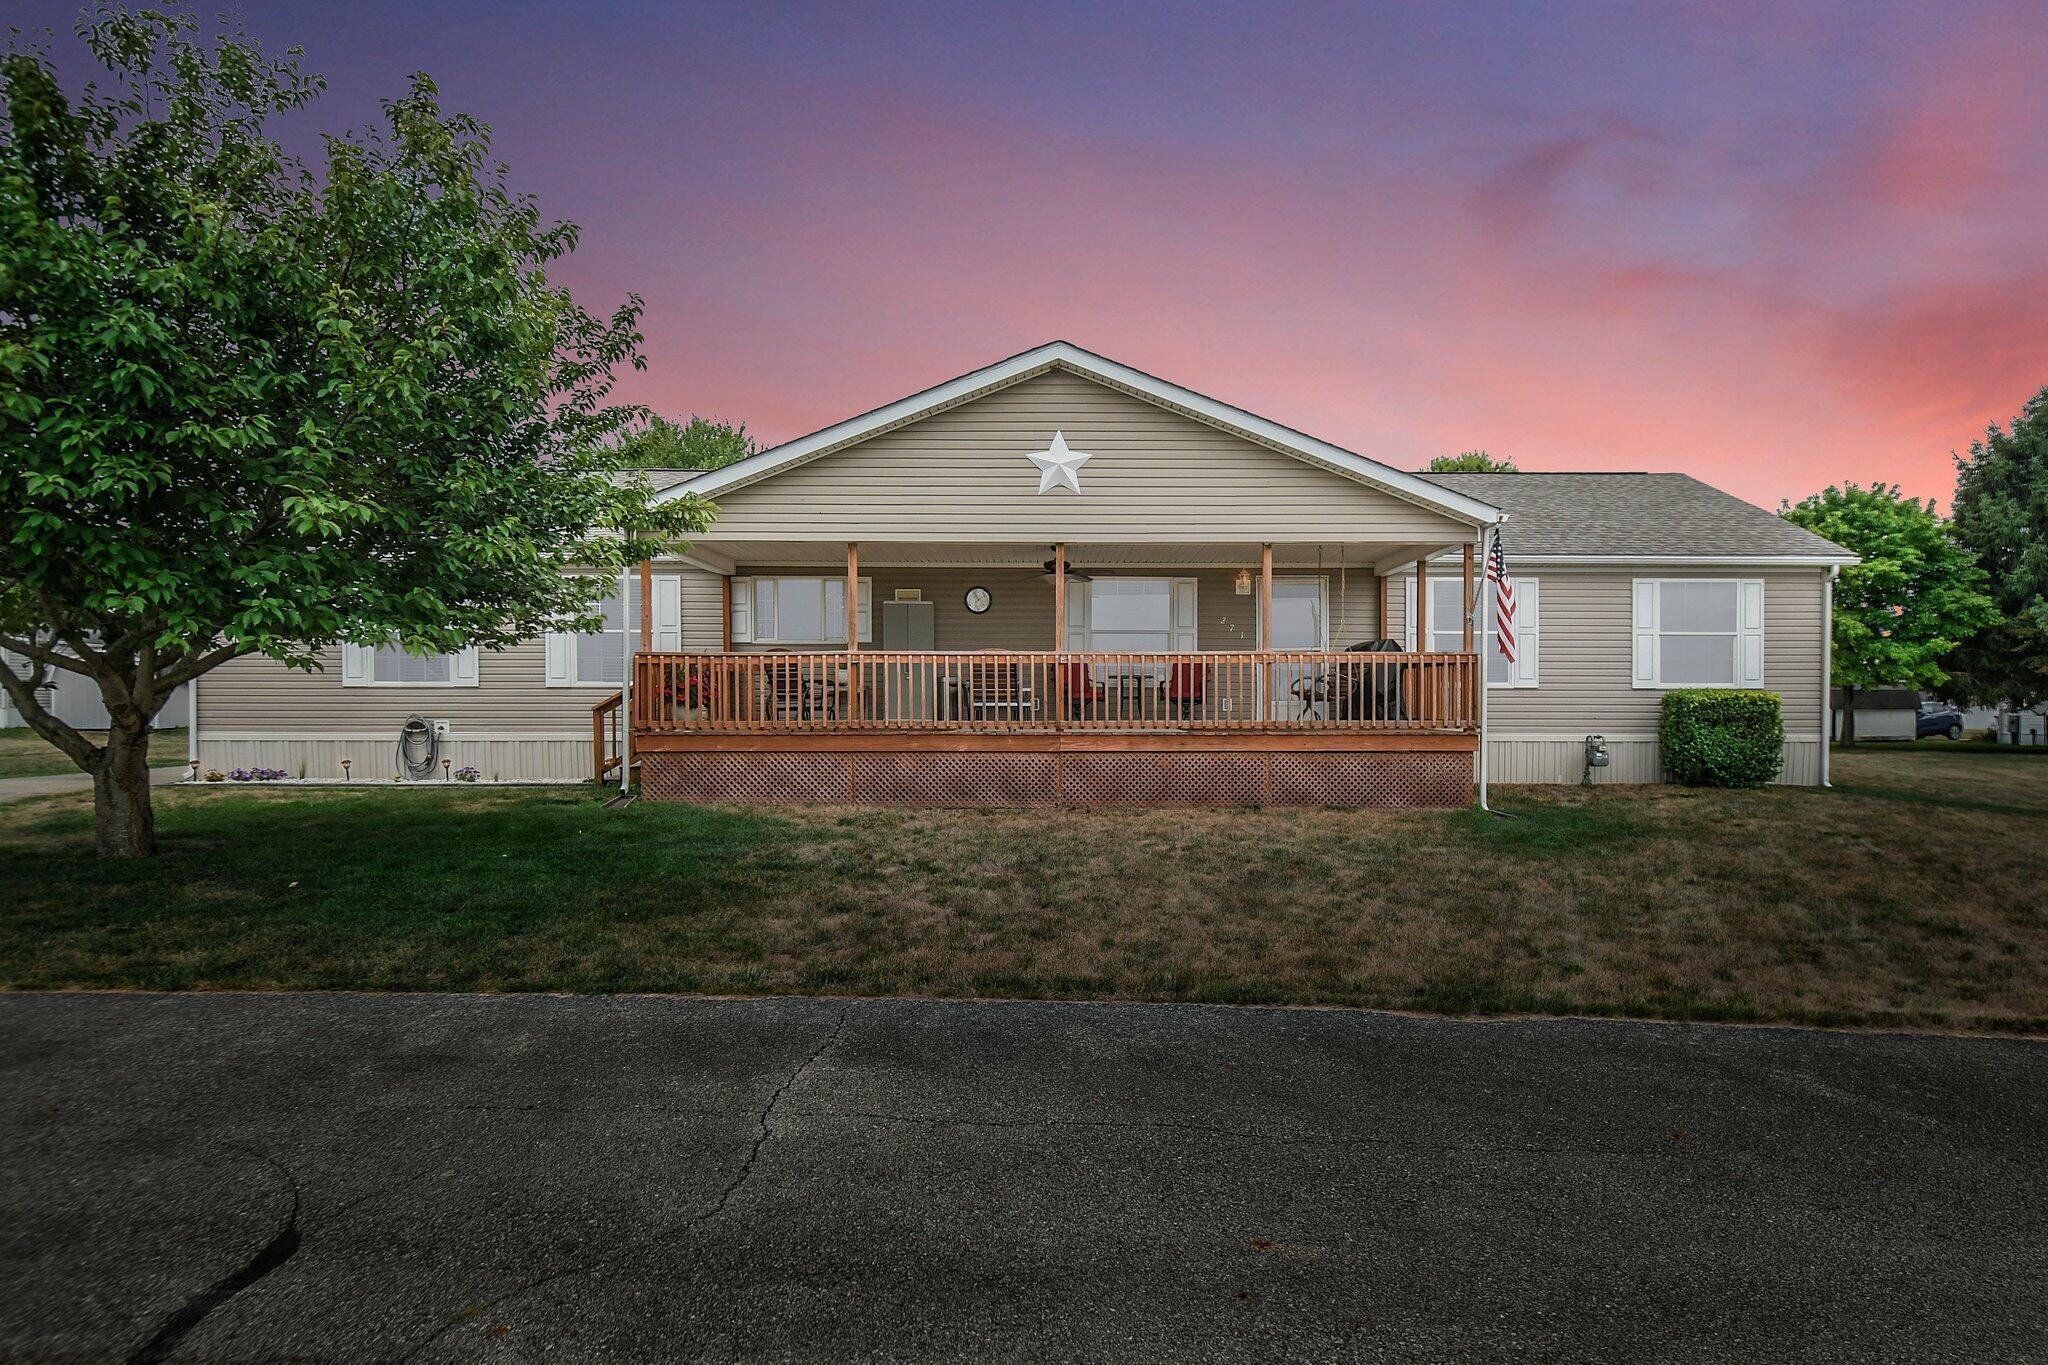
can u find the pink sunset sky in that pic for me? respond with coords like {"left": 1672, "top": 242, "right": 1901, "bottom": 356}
{"left": 24, "top": 0, "right": 2048, "bottom": 508}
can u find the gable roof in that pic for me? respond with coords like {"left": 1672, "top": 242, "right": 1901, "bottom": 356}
{"left": 655, "top": 341, "right": 1505, "bottom": 527}
{"left": 1419, "top": 472, "right": 1857, "bottom": 562}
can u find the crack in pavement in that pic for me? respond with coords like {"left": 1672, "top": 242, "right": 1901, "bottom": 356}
{"left": 390, "top": 1003, "right": 852, "bottom": 1363}
{"left": 127, "top": 1144, "right": 302, "bottom": 1365}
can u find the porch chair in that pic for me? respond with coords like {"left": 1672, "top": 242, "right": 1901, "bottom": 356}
{"left": 1059, "top": 661, "right": 1105, "bottom": 721}
{"left": 762, "top": 657, "right": 830, "bottom": 722}
{"left": 1164, "top": 660, "right": 1209, "bottom": 720}
{"left": 965, "top": 658, "right": 1035, "bottom": 722}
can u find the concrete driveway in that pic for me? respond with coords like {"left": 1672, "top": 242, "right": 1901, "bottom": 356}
{"left": 2, "top": 994, "right": 2042, "bottom": 1363}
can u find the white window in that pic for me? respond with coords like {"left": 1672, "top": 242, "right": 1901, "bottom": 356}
{"left": 1413, "top": 572, "right": 1539, "bottom": 687}
{"left": 545, "top": 574, "right": 684, "bottom": 686}
{"left": 1064, "top": 578, "right": 1199, "bottom": 653}
{"left": 341, "top": 644, "right": 479, "bottom": 687}
{"left": 730, "top": 577, "right": 872, "bottom": 645}
{"left": 1632, "top": 579, "right": 1764, "bottom": 688}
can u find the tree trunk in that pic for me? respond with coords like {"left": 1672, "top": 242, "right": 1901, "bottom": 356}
{"left": 92, "top": 723, "right": 157, "bottom": 859}
{"left": 1840, "top": 684, "right": 1857, "bottom": 745}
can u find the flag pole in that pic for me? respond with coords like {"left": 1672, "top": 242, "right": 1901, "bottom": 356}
{"left": 1477, "top": 525, "right": 1492, "bottom": 812}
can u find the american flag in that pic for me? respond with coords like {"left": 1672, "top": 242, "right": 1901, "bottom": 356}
{"left": 1488, "top": 532, "right": 1517, "bottom": 665}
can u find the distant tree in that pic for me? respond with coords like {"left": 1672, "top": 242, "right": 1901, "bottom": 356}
{"left": 1780, "top": 485, "right": 1997, "bottom": 742}
{"left": 1945, "top": 387, "right": 2048, "bottom": 714}
{"left": 1427, "top": 450, "right": 1517, "bottom": 473}
{"left": 0, "top": 9, "right": 710, "bottom": 857}
{"left": 615, "top": 414, "right": 756, "bottom": 469}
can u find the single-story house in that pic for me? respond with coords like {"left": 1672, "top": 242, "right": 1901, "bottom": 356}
{"left": 194, "top": 342, "right": 1855, "bottom": 804}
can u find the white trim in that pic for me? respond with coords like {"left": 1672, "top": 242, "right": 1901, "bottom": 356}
{"left": 344, "top": 643, "right": 480, "bottom": 688}
{"left": 1820, "top": 566, "right": 1837, "bottom": 787}
{"left": 739, "top": 575, "right": 875, "bottom": 645}
{"left": 1257, "top": 575, "right": 1331, "bottom": 651}
{"left": 677, "top": 548, "right": 737, "bottom": 576}
{"left": 657, "top": 342, "right": 1506, "bottom": 527}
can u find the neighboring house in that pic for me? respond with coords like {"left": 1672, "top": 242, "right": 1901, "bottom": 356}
{"left": 0, "top": 650, "right": 188, "bottom": 731}
{"left": 1828, "top": 687, "right": 1920, "bottom": 741}
{"left": 194, "top": 342, "right": 1855, "bottom": 803}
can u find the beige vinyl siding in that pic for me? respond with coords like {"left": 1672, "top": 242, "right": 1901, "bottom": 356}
{"left": 1479, "top": 568, "right": 1826, "bottom": 735}
{"left": 733, "top": 566, "right": 1384, "bottom": 652}
{"left": 703, "top": 370, "right": 1472, "bottom": 545}
{"left": 679, "top": 566, "right": 727, "bottom": 651}
{"left": 1488, "top": 736, "right": 1822, "bottom": 786}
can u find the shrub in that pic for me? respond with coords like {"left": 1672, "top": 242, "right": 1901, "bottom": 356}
{"left": 1659, "top": 690, "right": 1784, "bottom": 788}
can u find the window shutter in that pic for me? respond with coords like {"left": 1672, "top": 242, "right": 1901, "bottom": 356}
{"left": 1065, "top": 581, "right": 1090, "bottom": 651}
{"left": 1738, "top": 579, "right": 1765, "bottom": 686}
{"left": 544, "top": 632, "right": 575, "bottom": 687}
{"left": 857, "top": 577, "right": 874, "bottom": 643}
{"left": 341, "top": 643, "right": 372, "bottom": 687}
{"left": 729, "top": 577, "right": 753, "bottom": 643}
{"left": 1171, "top": 578, "right": 1199, "bottom": 652}
{"left": 453, "top": 647, "right": 480, "bottom": 687}
{"left": 1631, "top": 580, "right": 1657, "bottom": 688}
{"left": 1403, "top": 577, "right": 1417, "bottom": 651}
{"left": 1511, "top": 578, "right": 1540, "bottom": 688}
{"left": 653, "top": 575, "right": 683, "bottom": 651}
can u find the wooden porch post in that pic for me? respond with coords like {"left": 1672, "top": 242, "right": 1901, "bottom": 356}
{"left": 1461, "top": 543, "right": 1475, "bottom": 651}
{"left": 720, "top": 575, "right": 733, "bottom": 651}
{"left": 845, "top": 542, "right": 860, "bottom": 720}
{"left": 1052, "top": 543, "right": 1067, "bottom": 722}
{"left": 1415, "top": 557, "right": 1428, "bottom": 652}
{"left": 1377, "top": 574, "right": 1389, "bottom": 643}
{"left": 1259, "top": 543, "right": 1274, "bottom": 722}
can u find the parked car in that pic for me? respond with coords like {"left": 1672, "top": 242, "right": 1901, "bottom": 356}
{"left": 1917, "top": 703, "right": 1964, "bottom": 740}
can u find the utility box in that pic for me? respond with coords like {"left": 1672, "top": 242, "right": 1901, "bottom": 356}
{"left": 882, "top": 599, "right": 935, "bottom": 650}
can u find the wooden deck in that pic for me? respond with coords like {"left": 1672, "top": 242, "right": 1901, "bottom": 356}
{"left": 611, "top": 650, "right": 1480, "bottom": 807}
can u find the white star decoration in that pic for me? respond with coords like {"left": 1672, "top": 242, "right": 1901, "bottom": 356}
{"left": 1025, "top": 430, "right": 1093, "bottom": 495}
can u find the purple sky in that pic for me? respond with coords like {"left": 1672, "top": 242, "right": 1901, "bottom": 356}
{"left": 20, "top": 1, "right": 2048, "bottom": 507}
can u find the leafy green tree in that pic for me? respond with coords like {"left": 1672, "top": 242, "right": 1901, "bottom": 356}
{"left": 1945, "top": 387, "right": 2048, "bottom": 713}
{"left": 615, "top": 413, "right": 756, "bottom": 469}
{"left": 0, "top": 10, "right": 710, "bottom": 856}
{"left": 1427, "top": 450, "right": 1516, "bottom": 473}
{"left": 1780, "top": 484, "right": 1997, "bottom": 742}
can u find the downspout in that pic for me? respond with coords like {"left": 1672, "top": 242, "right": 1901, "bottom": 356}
{"left": 1476, "top": 525, "right": 1491, "bottom": 812}
{"left": 1820, "top": 565, "right": 1837, "bottom": 787}
{"left": 618, "top": 564, "right": 632, "bottom": 793}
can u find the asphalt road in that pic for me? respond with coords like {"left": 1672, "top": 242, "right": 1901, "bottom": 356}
{"left": 2, "top": 994, "right": 2043, "bottom": 1363}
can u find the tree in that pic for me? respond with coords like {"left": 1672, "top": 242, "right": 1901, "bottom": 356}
{"left": 1945, "top": 387, "right": 2048, "bottom": 712}
{"left": 1780, "top": 484, "right": 1997, "bottom": 742}
{"left": 0, "top": 10, "right": 710, "bottom": 856}
{"left": 1427, "top": 450, "right": 1516, "bottom": 473}
{"left": 615, "top": 413, "right": 756, "bottom": 470}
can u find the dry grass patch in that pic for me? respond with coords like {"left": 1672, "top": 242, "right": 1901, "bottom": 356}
{"left": 1, "top": 745, "right": 2043, "bottom": 1030}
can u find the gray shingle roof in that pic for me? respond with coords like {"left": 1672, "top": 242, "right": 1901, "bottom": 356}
{"left": 1418, "top": 472, "right": 1855, "bottom": 559}
{"left": 609, "top": 468, "right": 709, "bottom": 493}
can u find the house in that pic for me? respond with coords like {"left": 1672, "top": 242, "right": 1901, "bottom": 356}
{"left": 193, "top": 342, "right": 1855, "bottom": 804}
{"left": 0, "top": 650, "right": 188, "bottom": 732}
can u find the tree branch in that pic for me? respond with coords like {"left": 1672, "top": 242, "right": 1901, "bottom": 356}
{"left": 0, "top": 655, "right": 101, "bottom": 772}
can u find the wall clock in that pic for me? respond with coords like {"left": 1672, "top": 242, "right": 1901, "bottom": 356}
{"left": 964, "top": 587, "right": 992, "bottom": 614}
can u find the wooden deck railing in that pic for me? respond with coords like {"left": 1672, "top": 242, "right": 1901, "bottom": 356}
{"left": 630, "top": 651, "right": 1479, "bottom": 734}
{"left": 592, "top": 689, "right": 625, "bottom": 782}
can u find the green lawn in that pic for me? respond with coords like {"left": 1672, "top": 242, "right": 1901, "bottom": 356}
{"left": 0, "top": 727, "right": 189, "bottom": 779}
{"left": 2, "top": 745, "right": 2043, "bottom": 1032}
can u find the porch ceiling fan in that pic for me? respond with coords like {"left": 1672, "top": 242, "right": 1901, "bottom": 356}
{"left": 1042, "top": 558, "right": 1094, "bottom": 582}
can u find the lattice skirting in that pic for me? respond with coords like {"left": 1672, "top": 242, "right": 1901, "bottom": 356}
{"left": 639, "top": 750, "right": 1473, "bottom": 808}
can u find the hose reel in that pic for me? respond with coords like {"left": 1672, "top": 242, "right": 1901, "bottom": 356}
{"left": 396, "top": 713, "right": 439, "bottom": 781}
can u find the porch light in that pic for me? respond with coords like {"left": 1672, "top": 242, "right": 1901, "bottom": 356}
{"left": 1234, "top": 569, "right": 1254, "bottom": 596}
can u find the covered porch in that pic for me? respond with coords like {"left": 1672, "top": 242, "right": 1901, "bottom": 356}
{"left": 606, "top": 538, "right": 1488, "bottom": 806}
